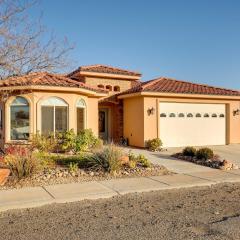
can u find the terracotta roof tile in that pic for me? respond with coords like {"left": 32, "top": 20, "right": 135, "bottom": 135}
{"left": 0, "top": 72, "right": 107, "bottom": 93}
{"left": 119, "top": 77, "right": 240, "bottom": 97}
{"left": 68, "top": 64, "right": 142, "bottom": 77}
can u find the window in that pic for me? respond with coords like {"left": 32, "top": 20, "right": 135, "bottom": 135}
{"left": 76, "top": 99, "right": 86, "bottom": 134}
{"left": 219, "top": 114, "right": 225, "bottom": 118}
{"left": 204, "top": 113, "right": 209, "bottom": 118}
{"left": 160, "top": 113, "right": 167, "bottom": 117}
{"left": 178, "top": 113, "right": 185, "bottom": 118}
{"left": 106, "top": 85, "right": 112, "bottom": 91}
{"left": 187, "top": 113, "right": 193, "bottom": 118}
{"left": 196, "top": 113, "right": 201, "bottom": 118}
{"left": 41, "top": 97, "right": 68, "bottom": 135}
{"left": 114, "top": 86, "right": 120, "bottom": 92}
{"left": 212, "top": 113, "right": 217, "bottom": 118}
{"left": 97, "top": 84, "right": 104, "bottom": 89}
{"left": 10, "top": 96, "right": 29, "bottom": 140}
{"left": 169, "top": 113, "right": 176, "bottom": 117}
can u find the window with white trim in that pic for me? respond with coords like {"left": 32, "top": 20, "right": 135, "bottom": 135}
{"left": 41, "top": 97, "right": 68, "bottom": 135}
{"left": 10, "top": 96, "right": 29, "bottom": 140}
{"left": 76, "top": 99, "right": 86, "bottom": 134}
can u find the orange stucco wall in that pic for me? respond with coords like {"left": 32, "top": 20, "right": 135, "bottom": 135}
{"left": 3, "top": 90, "right": 100, "bottom": 145}
{"left": 123, "top": 97, "right": 144, "bottom": 147}
{"left": 123, "top": 95, "right": 240, "bottom": 147}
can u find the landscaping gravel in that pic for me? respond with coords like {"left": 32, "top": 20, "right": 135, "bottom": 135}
{"left": 1, "top": 182, "right": 240, "bottom": 239}
{"left": 0, "top": 164, "right": 170, "bottom": 190}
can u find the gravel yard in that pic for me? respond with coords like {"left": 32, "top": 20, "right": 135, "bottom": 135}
{"left": 1, "top": 183, "right": 240, "bottom": 240}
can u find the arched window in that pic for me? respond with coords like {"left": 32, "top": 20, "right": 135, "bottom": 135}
{"left": 204, "top": 113, "right": 210, "bottom": 118}
{"left": 196, "top": 113, "right": 201, "bottom": 118}
{"left": 169, "top": 113, "right": 176, "bottom": 118}
{"left": 178, "top": 113, "right": 185, "bottom": 118}
{"left": 187, "top": 113, "right": 193, "bottom": 118}
{"left": 41, "top": 97, "right": 68, "bottom": 135}
{"left": 97, "top": 84, "right": 104, "bottom": 89}
{"left": 76, "top": 99, "right": 86, "bottom": 134}
{"left": 212, "top": 113, "right": 217, "bottom": 118}
{"left": 219, "top": 114, "right": 225, "bottom": 118}
{"left": 10, "top": 96, "right": 29, "bottom": 140}
{"left": 106, "top": 85, "right": 112, "bottom": 91}
{"left": 114, "top": 86, "right": 120, "bottom": 92}
{"left": 160, "top": 113, "right": 167, "bottom": 117}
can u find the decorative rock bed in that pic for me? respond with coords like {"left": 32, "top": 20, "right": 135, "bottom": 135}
{"left": 172, "top": 153, "right": 238, "bottom": 170}
{"left": 0, "top": 164, "right": 171, "bottom": 190}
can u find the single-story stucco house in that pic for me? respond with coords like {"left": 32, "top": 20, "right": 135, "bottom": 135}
{"left": 0, "top": 64, "right": 240, "bottom": 149}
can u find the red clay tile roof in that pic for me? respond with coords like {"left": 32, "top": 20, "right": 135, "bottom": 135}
{"left": 119, "top": 77, "right": 240, "bottom": 96}
{"left": 68, "top": 64, "right": 142, "bottom": 77}
{"left": 0, "top": 72, "right": 107, "bottom": 93}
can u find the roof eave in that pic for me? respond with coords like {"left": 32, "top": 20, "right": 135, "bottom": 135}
{"left": 0, "top": 85, "right": 107, "bottom": 97}
{"left": 117, "top": 91, "right": 240, "bottom": 100}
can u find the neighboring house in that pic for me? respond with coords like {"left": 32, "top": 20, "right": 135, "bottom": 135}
{"left": 0, "top": 64, "right": 240, "bottom": 149}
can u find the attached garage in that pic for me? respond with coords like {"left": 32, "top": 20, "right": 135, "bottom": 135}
{"left": 159, "top": 102, "right": 226, "bottom": 147}
{"left": 120, "top": 77, "right": 240, "bottom": 148}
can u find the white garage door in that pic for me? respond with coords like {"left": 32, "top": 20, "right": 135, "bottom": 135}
{"left": 159, "top": 102, "right": 226, "bottom": 147}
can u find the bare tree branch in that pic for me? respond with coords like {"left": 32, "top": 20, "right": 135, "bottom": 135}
{"left": 0, "top": 0, "right": 74, "bottom": 79}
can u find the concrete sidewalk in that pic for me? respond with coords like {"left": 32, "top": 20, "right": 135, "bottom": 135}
{"left": 1, "top": 169, "right": 240, "bottom": 212}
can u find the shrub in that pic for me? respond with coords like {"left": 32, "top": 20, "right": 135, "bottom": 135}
{"left": 146, "top": 138, "right": 162, "bottom": 151}
{"left": 88, "top": 144, "right": 123, "bottom": 173}
{"left": 31, "top": 132, "right": 57, "bottom": 153}
{"left": 128, "top": 152, "right": 151, "bottom": 168}
{"left": 75, "top": 129, "right": 101, "bottom": 152}
{"left": 5, "top": 146, "right": 40, "bottom": 179}
{"left": 182, "top": 147, "right": 197, "bottom": 157}
{"left": 137, "top": 154, "right": 151, "bottom": 168}
{"left": 57, "top": 129, "right": 76, "bottom": 152}
{"left": 196, "top": 148, "right": 214, "bottom": 160}
{"left": 68, "top": 162, "right": 78, "bottom": 173}
{"left": 56, "top": 154, "right": 91, "bottom": 168}
{"left": 128, "top": 160, "right": 136, "bottom": 169}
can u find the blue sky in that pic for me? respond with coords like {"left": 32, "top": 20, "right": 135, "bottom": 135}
{"left": 30, "top": 0, "right": 240, "bottom": 89}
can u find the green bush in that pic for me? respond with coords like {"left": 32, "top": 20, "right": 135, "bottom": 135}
{"left": 88, "top": 144, "right": 123, "bottom": 174}
{"left": 128, "top": 160, "right": 136, "bottom": 169}
{"left": 56, "top": 154, "right": 91, "bottom": 168}
{"left": 182, "top": 147, "right": 197, "bottom": 157}
{"left": 31, "top": 132, "right": 57, "bottom": 153}
{"left": 75, "top": 129, "right": 101, "bottom": 152}
{"left": 57, "top": 129, "right": 76, "bottom": 152}
{"left": 68, "top": 162, "right": 78, "bottom": 173}
{"left": 146, "top": 138, "right": 162, "bottom": 151}
{"left": 128, "top": 152, "right": 151, "bottom": 168}
{"left": 196, "top": 148, "right": 214, "bottom": 160}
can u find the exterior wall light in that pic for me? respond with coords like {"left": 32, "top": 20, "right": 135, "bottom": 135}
{"left": 233, "top": 109, "right": 240, "bottom": 116}
{"left": 147, "top": 107, "right": 155, "bottom": 116}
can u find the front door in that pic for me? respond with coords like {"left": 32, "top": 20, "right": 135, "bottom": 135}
{"left": 99, "top": 109, "right": 109, "bottom": 141}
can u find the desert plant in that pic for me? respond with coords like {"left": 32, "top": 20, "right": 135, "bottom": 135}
{"left": 75, "top": 129, "right": 101, "bottom": 152}
{"left": 88, "top": 144, "right": 123, "bottom": 173}
{"left": 4, "top": 146, "right": 40, "bottom": 179}
{"left": 137, "top": 154, "right": 151, "bottom": 168}
{"left": 57, "top": 129, "right": 76, "bottom": 152}
{"left": 128, "top": 160, "right": 137, "bottom": 169}
{"left": 196, "top": 148, "right": 214, "bottom": 160}
{"left": 31, "top": 132, "right": 57, "bottom": 153}
{"left": 146, "top": 138, "right": 162, "bottom": 151}
{"left": 182, "top": 147, "right": 197, "bottom": 157}
{"left": 68, "top": 162, "right": 78, "bottom": 173}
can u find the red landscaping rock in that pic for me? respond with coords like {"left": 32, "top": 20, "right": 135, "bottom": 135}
{"left": 0, "top": 169, "right": 10, "bottom": 186}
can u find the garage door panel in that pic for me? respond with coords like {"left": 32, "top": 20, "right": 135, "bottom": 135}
{"left": 159, "top": 103, "right": 226, "bottom": 147}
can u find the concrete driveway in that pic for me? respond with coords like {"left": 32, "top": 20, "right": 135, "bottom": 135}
{"left": 126, "top": 144, "right": 240, "bottom": 174}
